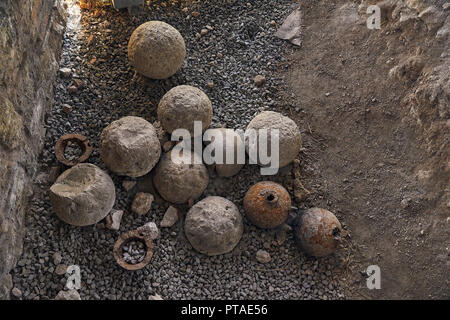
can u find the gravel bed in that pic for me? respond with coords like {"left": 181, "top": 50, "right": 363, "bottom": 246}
{"left": 11, "top": 0, "right": 346, "bottom": 300}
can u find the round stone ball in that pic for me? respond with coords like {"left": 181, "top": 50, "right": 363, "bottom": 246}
{"left": 99, "top": 116, "right": 161, "bottom": 178}
{"left": 157, "top": 85, "right": 212, "bottom": 137}
{"left": 153, "top": 148, "right": 209, "bottom": 204}
{"left": 244, "top": 111, "right": 302, "bottom": 168}
{"left": 128, "top": 21, "right": 186, "bottom": 79}
{"left": 205, "top": 128, "right": 244, "bottom": 177}
{"left": 50, "top": 163, "right": 116, "bottom": 226}
{"left": 243, "top": 181, "right": 291, "bottom": 229}
{"left": 185, "top": 196, "right": 243, "bottom": 256}
{"left": 294, "top": 207, "right": 343, "bottom": 257}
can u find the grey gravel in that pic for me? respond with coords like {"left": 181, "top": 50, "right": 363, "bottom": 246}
{"left": 11, "top": 0, "right": 346, "bottom": 300}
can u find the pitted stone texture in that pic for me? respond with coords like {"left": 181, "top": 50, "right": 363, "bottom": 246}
{"left": 50, "top": 163, "right": 116, "bottom": 226}
{"left": 205, "top": 128, "right": 245, "bottom": 177}
{"left": 294, "top": 208, "right": 343, "bottom": 257}
{"left": 185, "top": 196, "right": 243, "bottom": 256}
{"left": 99, "top": 116, "right": 161, "bottom": 178}
{"left": 153, "top": 149, "right": 209, "bottom": 204}
{"left": 55, "top": 289, "right": 81, "bottom": 300}
{"left": 128, "top": 21, "right": 186, "bottom": 79}
{"left": 244, "top": 111, "right": 302, "bottom": 168}
{"left": 158, "top": 85, "right": 212, "bottom": 136}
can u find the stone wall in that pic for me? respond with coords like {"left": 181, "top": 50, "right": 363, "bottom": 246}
{"left": 0, "top": 0, "right": 66, "bottom": 299}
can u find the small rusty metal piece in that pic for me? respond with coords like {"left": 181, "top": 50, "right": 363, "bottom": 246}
{"left": 243, "top": 181, "right": 291, "bottom": 229}
{"left": 113, "top": 229, "right": 154, "bottom": 271}
{"left": 294, "top": 207, "right": 343, "bottom": 257}
{"left": 55, "top": 133, "right": 93, "bottom": 166}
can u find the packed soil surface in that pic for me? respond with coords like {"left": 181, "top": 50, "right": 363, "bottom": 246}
{"left": 282, "top": 0, "right": 449, "bottom": 299}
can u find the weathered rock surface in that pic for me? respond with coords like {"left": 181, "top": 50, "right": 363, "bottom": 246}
{"left": 49, "top": 164, "right": 116, "bottom": 226}
{"left": 128, "top": 21, "right": 186, "bottom": 79}
{"left": 245, "top": 111, "right": 302, "bottom": 168}
{"left": 138, "top": 221, "right": 159, "bottom": 240}
{"left": 158, "top": 85, "right": 212, "bottom": 136}
{"left": 153, "top": 149, "right": 209, "bottom": 204}
{"left": 256, "top": 250, "right": 271, "bottom": 263}
{"left": 185, "top": 196, "right": 243, "bottom": 256}
{"left": 106, "top": 209, "right": 124, "bottom": 231}
{"left": 0, "top": 0, "right": 66, "bottom": 298}
{"left": 160, "top": 206, "right": 178, "bottom": 227}
{"left": 205, "top": 128, "right": 245, "bottom": 177}
{"left": 131, "top": 192, "right": 154, "bottom": 216}
{"left": 100, "top": 116, "right": 161, "bottom": 178}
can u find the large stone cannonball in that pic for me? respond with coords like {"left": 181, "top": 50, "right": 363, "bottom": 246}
{"left": 157, "top": 85, "right": 212, "bottom": 137}
{"left": 185, "top": 196, "right": 243, "bottom": 256}
{"left": 128, "top": 21, "right": 186, "bottom": 79}
{"left": 50, "top": 163, "right": 116, "bottom": 226}
{"left": 243, "top": 181, "right": 291, "bottom": 229}
{"left": 205, "top": 128, "right": 244, "bottom": 177}
{"left": 244, "top": 111, "right": 302, "bottom": 168}
{"left": 294, "top": 207, "right": 343, "bottom": 257}
{"left": 99, "top": 116, "right": 161, "bottom": 178}
{"left": 153, "top": 148, "right": 209, "bottom": 204}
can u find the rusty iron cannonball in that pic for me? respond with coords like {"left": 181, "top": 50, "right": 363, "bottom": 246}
{"left": 128, "top": 21, "right": 186, "bottom": 79}
{"left": 294, "top": 207, "right": 343, "bottom": 257}
{"left": 243, "top": 181, "right": 291, "bottom": 229}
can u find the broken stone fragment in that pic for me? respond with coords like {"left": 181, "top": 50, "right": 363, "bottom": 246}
{"left": 253, "top": 75, "right": 266, "bottom": 87}
{"left": 160, "top": 206, "right": 178, "bottom": 227}
{"left": 11, "top": 287, "right": 22, "bottom": 299}
{"left": 148, "top": 294, "right": 163, "bottom": 300}
{"left": 50, "top": 163, "right": 116, "bottom": 226}
{"left": 106, "top": 209, "right": 124, "bottom": 231}
{"left": 59, "top": 67, "right": 72, "bottom": 78}
{"left": 185, "top": 196, "right": 243, "bottom": 256}
{"left": 100, "top": 116, "right": 161, "bottom": 178}
{"left": 256, "top": 250, "right": 271, "bottom": 263}
{"left": 55, "top": 264, "right": 67, "bottom": 276}
{"left": 122, "top": 179, "right": 136, "bottom": 191}
{"left": 153, "top": 149, "right": 209, "bottom": 204}
{"left": 157, "top": 85, "right": 213, "bottom": 137}
{"left": 245, "top": 111, "right": 302, "bottom": 168}
{"left": 54, "top": 289, "right": 81, "bottom": 300}
{"left": 128, "top": 21, "right": 186, "bottom": 79}
{"left": 132, "top": 192, "right": 154, "bottom": 216}
{"left": 52, "top": 252, "right": 62, "bottom": 265}
{"left": 138, "top": 221, "right": 159, "bottom": 240}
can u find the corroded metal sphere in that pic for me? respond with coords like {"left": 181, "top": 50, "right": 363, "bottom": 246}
{"left": 294, "top": 207, "right": 343, "bottom": 257}
{"left": 243, "top": 181, "right": 291, "bottom": 229}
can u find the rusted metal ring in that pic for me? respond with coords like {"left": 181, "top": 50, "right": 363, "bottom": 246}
{"left": 113, "top": 229, "right": 154, "bottom": 271}
{"left": 55, "top": 133, "right": 93, "bottom": 166}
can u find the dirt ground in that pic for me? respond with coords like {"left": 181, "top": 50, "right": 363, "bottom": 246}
{"left": 281, "top": 0, "right": 449, "bottom": 299}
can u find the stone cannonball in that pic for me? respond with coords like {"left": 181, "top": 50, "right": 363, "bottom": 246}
{"left": 99, "top": 116, "right": 161, "bottom": 178}
{"left": 205, "top": 128, "right": 244, "bottom": 177}
{"left": 244, "top": 111, "right": 302, "bottom": 168}
{"left": 185, "top": 196, "right": 243, "bottom": 256}
{"left": 243, "top": 181, "right": 291, "bottom": 229}
{"left": 50, "top": 163, "right": 116, "bottom": 226}
{"left": 157, "top": 85, "right": 212, "bottom": 137}
{"left": 294, "top": 207, "right": 343, "bottom": 257}
{"left": 153, "top": 148, "right": 209, "bottom": 204}
{"left": 128, "top": 21, "right": 186, "bottom": 79}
